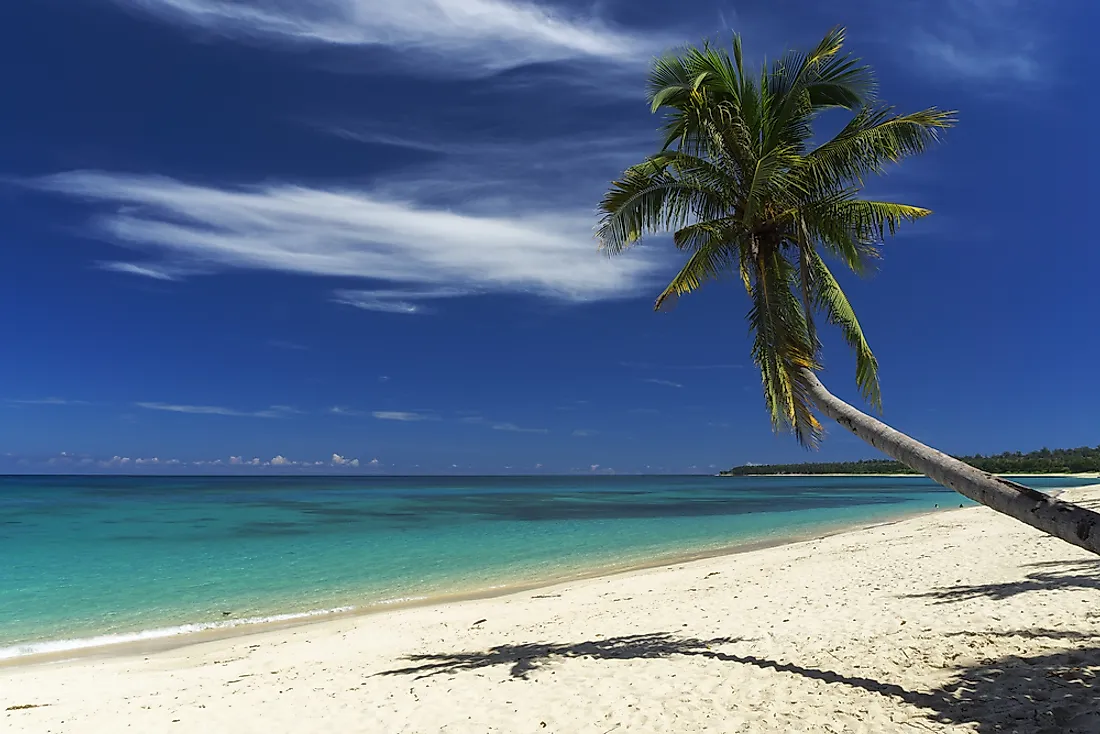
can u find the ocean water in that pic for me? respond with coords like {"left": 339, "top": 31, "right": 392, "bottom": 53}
{"left": 0, "top": 474, "right": 1092, "bottom": 660}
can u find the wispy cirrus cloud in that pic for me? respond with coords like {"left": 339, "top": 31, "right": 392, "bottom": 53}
{"left": 900, "top": 0, "right": 1045, "bottom": 83}
{"left": 330, "top": 130, "right": 657, "bottom": 211}
{"left": 459, "top": 415, "right": 547, "bottom": 433}
{"left": 642, "top": 378, "right": 683, "bottom": 389}
{"left": 333, "top": 288, "right": 470, "bottom": 314}
{"left": 491, "top": 422, "right": 547, "bottom": 434}
{"left": 372, "top": 410, "right": 439, "bottom": 422}
{"left": 7, "top": 397, "right": 90, "bottom": 406}
{"left": 99, "top": 261, "right": 181, "bottom": 280}
{"left": 108, "top": 0, "right": 667, "bottom": 76}
{"left": 35, "top": 171, "right": 662, "bottom": 313}
{"left": 136, "top": 401, "right": 299, "bottom": 418}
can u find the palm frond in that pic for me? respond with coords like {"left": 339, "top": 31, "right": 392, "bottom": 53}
{"left": 654, "top": 231, "right": 740, "bottom": 310}
{"left": 598, "top": 29, "right": 953, "bottom": 440}
{"left": 833, "top": 199, "right": 931, "bottom": 240}
{"left": 766, "top": 26, "right": 875, "bottom": 149}
{"left": 743, "top": 145, "right": 804, "bottom": 223}
{"left": 596, "top": 160, "right": 728, "bottom": 255}
{"left": 805, "top": 107, "right": 956, "bottom": 187}
{"left": 748, "top": 249, "right": 822, "bottom": 446}
{"left": 809, "top": 250, "right": 881, "bottom": 409}
{"left": 802, "top": 197, "right": 927, "bottom": 273}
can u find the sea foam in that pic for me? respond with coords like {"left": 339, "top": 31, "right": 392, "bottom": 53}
{"left": 0, "top": 606, "right": 356, "bottom": 661}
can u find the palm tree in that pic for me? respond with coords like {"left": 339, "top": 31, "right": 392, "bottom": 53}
{"left": 598, "top": 27, "right": 1100, "bottom": 555}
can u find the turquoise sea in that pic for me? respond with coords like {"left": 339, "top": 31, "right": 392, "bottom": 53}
{"left": 1, "top": 474, "right": 1092, "bottom": 660}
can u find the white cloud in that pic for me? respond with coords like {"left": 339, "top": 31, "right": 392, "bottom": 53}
{"left": 8, "top": 397, "right": 89, "bottom": 405}
{"left": 36, "top": 172, "right": 662, "bottom": 308}
{"left": 109, "top": 0, "right": 664, "bottom": 76}
{"left": 229, "top": 455, "right": 243, "bottom": 464}
{"left": 913, "top": 30, "right": 1037, "bottom": 82}
{"left": 372, "top": 411, "right": 437, "bottom": 422}
{"left": 135, "top": 401, "right": 297, "bottom": 418}
{"left": 330, "top": 405, "right": 365, "bottom": 416}
{"left": 368, "top": 458, "right": 380, "bottom": 466}
{"left": 642, "top": 378, "right": 683, "bottom": 389}
{"left": 270, "top": 455, "right": 292, "bottom": 465}
{"left": 331, "top": 453, "right": 360, "bottom": 466}
{"left": 492, "top": 422, "right": 547, "bottom": 434}
{"left": 99, "top": 261, "right": 179, "bottom": 280}
{"left": 134, "top": 457, "right": 160, "bottom": 464}
{"left": 904, "top": 0, "right": 1043, "bottom": 82}
{"left": 333, "top": 288, "right": 468, "bottom": 314}
{"left": 337, "top": 131, "right": 655, "bottom": 212}
{"left": 249, "top": 457, "right": 261, "bottom": 465}
{"left": 460, "top": 415, "right": 545, "bottom": 433}
{"left": 100, "top": 455, "right": 133, "bottom": 467}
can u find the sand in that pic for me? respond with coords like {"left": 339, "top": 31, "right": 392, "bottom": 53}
{"left": 4, "top": 486, "right": 1099, "bottom": 733}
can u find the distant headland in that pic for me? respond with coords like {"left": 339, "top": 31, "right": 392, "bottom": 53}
{"left": 720, "top": 446, "right": 1100, "bottom": 476}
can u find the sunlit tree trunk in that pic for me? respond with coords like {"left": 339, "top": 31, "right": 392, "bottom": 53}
{"left": 802, "top": 370, "right": 1100, "bottom": 556}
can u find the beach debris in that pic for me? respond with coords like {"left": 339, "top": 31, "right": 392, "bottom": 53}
{"left": 6, "top": 704, "right": 48, "bottom": 711}
{"left": 222, "top": 611, "right": 232, "bottom": 616}
{"left": 705, "top": 572, "right": 720, "bottom": 578}
{"left": 471, "top": 619, "right": 487, "bottom": 627}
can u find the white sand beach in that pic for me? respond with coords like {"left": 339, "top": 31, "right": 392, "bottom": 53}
{"left": 4, "top": 486, "right": 1098, "bottom": 733}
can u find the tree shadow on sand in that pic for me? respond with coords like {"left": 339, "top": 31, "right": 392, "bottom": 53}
{"left": 902, "top": 559, "right": 1100, "bottom": 603}
{"left": 377, "top": 631, "right": 1099, "bottom": 733}
{"left": 376, "top": 633, "right": 749, "bottom": 680}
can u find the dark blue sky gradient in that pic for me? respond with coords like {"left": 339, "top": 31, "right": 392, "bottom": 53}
{"left": 1, "top": 0, "right": 1096, "bottom": 474}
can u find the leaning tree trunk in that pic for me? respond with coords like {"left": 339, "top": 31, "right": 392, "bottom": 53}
{"left": 801, "top": 370, "right": 1100, "bottom": 556}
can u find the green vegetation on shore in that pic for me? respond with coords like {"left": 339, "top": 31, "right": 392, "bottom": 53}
{"left": 721, "top": 446, "right": 1100, "bottom": 476}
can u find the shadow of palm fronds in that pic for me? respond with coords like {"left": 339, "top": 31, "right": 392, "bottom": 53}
{"left": 378, "top": 631, "right": 1099, "bottom": 732}
{"left": 904, "top": 559, "right": 1100, "bottom": 603}
{"left": 375, "top": 633, "right": 747, "bottom": 680}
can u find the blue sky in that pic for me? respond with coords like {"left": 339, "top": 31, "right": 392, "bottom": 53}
{"left": 1, "top": 0, "right": 1096, "bottom": 475}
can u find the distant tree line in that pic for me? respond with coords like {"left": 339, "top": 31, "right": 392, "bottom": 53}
{"left": 721, "top": 446, "right": 1100, "bottom": 476}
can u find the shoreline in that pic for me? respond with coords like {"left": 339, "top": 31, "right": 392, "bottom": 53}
{"left": 4, "top": 485, "right": 1098, "bottom": 733}
{"left": 720, "top": 471, "right": 1100, "bottom": 478}
{"left": 1, "top": 502, "right": 953, "bottom": 668}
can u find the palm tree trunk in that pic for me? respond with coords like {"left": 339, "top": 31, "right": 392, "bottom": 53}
{"left": 802, "top": 369, "right": 1100, "bottom": 556}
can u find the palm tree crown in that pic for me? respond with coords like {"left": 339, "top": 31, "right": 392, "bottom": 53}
{"left": 597, "top": 27, "right": 955, "bottom": 447}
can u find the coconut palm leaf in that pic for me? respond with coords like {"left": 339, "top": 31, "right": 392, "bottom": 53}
{"left": 748, "top": 249, "right": 822, "bottom": 445}
{"left": 596, "top": 27, "right": 955, "bottom": 446}
{"left": 807, "top": 249, "right": 881, "bottom": 408}
{"left": 804, "top": 107, "right": 956, "bottom": 187}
